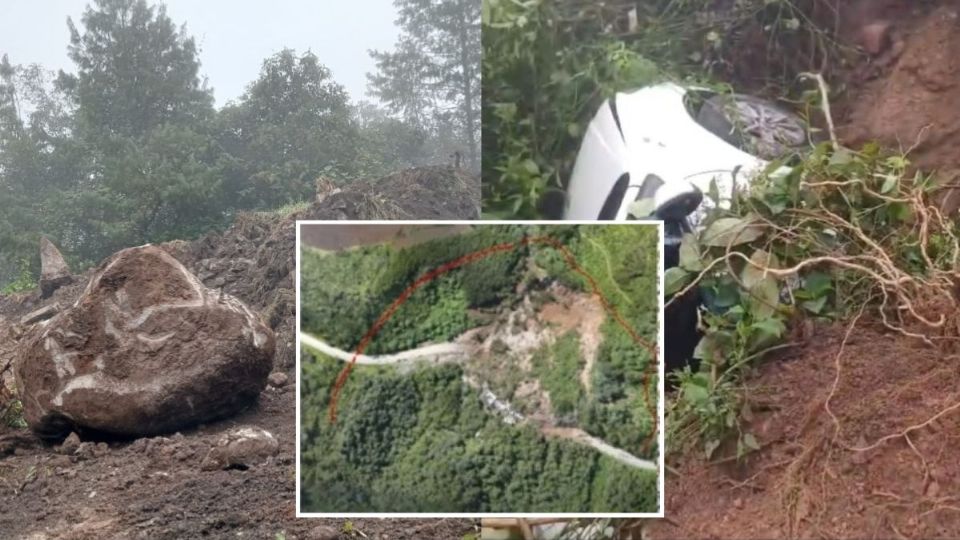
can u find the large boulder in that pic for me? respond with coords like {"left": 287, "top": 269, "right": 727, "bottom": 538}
{"left": 14, "top": 245, "right": 275, "bottom": 439}
{"left": 39, "top": 237, "right": 73, "bottom": 298}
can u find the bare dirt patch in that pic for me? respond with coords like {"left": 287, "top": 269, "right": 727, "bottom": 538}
{"left": 539, "top": 286, "right": 605, "bottom": 395}
{"left": 650, "top": 321, "right": 960, "bottom": 540}
{"left": 839, "top": 4, "right": 960, "bottom": 179}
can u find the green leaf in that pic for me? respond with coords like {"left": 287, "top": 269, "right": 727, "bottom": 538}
{"left": 679, "top": 233, "right": 703, "bottom": 272}
{"left": 751, "top": 317, "right": 785, "bottom": 339}
{"left": 707, "top": 177, "right": 720, "bottom": 204}
{"left": 880, "top": 174, "right": 898, "bottom": 194}
{"left": 828, "top": 149, "right": 854, "bottom": 167}
{"left": 664, "top": 266, "right": 692, "bottom": 296}
{"left": 742, "top": 432, "right": 760, "bottom": 451}
{"left": 711, "top": 282, "right": 740, "bottom": 308}
{"left": 801, "top": 295, "right": 828, "bottom": 314}
{"left": 802, "top": 271, "right": 832, "bottom": 297}
{"left": 741, "top": 249, "right": 780, "bottom": 319}
{"left": 522, "top": 159, "right": 540, "bottom": 176}
{"left": 684, "top": 382, "right": 709, "bottom": 405}
{"left": 746, "top": 277, "right": 780, "bottom": 319}
{"left": 741, "top": 249, "right": 779, "bottom": 290}
{"left": 700, "top": 217, "right": 764, "bottom": 247}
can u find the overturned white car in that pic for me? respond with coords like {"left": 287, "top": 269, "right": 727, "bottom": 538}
{"left": 564, "top": 82, "right": 811, "bottom": 374}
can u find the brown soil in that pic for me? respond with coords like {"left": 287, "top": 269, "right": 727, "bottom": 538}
{"left": 838, "top": 3, "right": 960, "bottom": 179}
{"left": 649, "top": 321, "right": 960, "bottom": 539}
{"left": 299, "top": 166, "right": 480, "bottom": 221}
{"left": 0, "top": 170, "right": 479, "bottom": 539}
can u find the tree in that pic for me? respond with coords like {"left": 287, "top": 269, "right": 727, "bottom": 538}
{"left": 41, "top": 0, "right": 225, "bottom": 263}
{"left": 217, "top": 49, "right": 357, "bottom": 208}
{"left": 368, "top": 0, "right": 481, "bottom": 170}
{"left": 0, "top": 56, "right": 86, "bottom": 284}
{"left": 351, "top": 100, "right": 429, "bottom": 176}
{"left": 60, "top": 0, "right": 214, "bottom": 143}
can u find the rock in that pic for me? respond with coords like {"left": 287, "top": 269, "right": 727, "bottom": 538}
{"left": 267, "top": 372, "right": 288, "bottom": 388}
{"left": 39, "top": 237, "right": 73, "bottom": 298}
{"left": 74, "top": 442, "right": 96, "bottom": 460}
{"left": 859, "top": 21, "right": 892, "bottom": 55}
{"left": 200, "top": 426, "right": 279, "bottom": 471}
{"left": 20, "top": 303, "right": 60, "bottom": 326}
{"left": 58, "top": 432, "right": 81, "bottom": 455}
{"left": 14, "top": 245, "right": 275, "bottom": 439}
{"left": 309, "top": 525, "right": 340, "bottom": 540}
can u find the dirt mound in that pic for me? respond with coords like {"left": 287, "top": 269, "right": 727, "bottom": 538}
{"left": 299, "top": 166, "right": 480, "bottom": 220}
{"left": 649, "top": 321, "right": 960, "bottom": 539}
{"left": 0, "top": 168, "right": 479, "bottom": 538}
{"left": 839, "top": 4, "right": 960, "bottom": 176}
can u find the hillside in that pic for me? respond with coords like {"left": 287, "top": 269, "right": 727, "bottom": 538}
{"left": 0, "top": 168, "right": 479, "bottom": 539}
{"left": 298, "top": 224, "right": 661, "bottom": 513}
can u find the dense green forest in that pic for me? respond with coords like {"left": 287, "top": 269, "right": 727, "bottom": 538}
{"left": 299, "top": 353, "right": 658, "bottom": 512}
{"left": 300, "top": 225, "right": 529, "bottom": 354}
{"left": 299, "top": 224, "right": 661, "bottom": 511}
{"left": 0, "top": 0, "right": 480, "bottom": 288}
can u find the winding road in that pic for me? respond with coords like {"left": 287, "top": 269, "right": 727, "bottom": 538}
{"left": 300, "top": 332, "right": 469, "bottom": 364}
{"left": 299, "top": 331, "right": 659, "bottom": 472}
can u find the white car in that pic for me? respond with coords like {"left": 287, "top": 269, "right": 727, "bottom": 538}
{"left": 564, "top": 82, "right": 810, "bottom": 375}
{"left": 564, "top": 82, "right": 808, "bottom": 224}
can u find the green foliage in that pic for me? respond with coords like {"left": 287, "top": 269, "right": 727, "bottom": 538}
{"left": 480, "top": 0, "right": 845, "bottom": 217}
{"left": 369, "top": 0, "right": 481, "bottom": 170}
{"left": 1, "top": 399, "right": 27, "bottom": 429}
{"left": 663, "top": 142, "right": 954, "bottom": 459}
{"left": 300, "top": 226, "right": 530, "bottom": 353}
{"left": 0, "top": 1, "right": 469, "bottom": 284}
{"left": 482, "top": 0, "right": 661, "bottom": 217}
{"left": 300, "top": 353, "right": 658, "bottom": 512}
{"left": 565, "top": 226, "right": 659, "bottom": 455}
{"left": 0, "top": 259, "right": 34, "bottom": 295}
{"left": 532, "top": 332, "right": 584, "bottom": 417}
{"left": 216, "top": 49, "right": 358, "bottom": 209}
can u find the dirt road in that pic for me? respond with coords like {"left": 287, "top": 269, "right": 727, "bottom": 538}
{"left": 299, "top": 332, "right": 469, "bottom": 364}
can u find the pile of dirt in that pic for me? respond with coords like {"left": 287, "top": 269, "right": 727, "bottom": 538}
{"left": 0, "top": 167, "right": 479, "bottom": 538}
{"left": 838, "top": 3, "right": 960, "bottom": 180}
{"left": 649, "top": 321, "right": 960, "bottom": 539}
{"left": 299, "top": 165, "right": 480, "bottom": 220}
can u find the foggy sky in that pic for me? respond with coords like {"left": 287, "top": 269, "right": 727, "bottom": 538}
{"left": 0, "top": 0, "right": 401, "bottom": 107}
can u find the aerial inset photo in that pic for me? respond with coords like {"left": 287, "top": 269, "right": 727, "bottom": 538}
{"left": 297, "top": 223, "right": 662, "bottom": 514}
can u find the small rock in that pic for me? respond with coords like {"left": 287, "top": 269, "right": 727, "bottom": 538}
{"left": 200, "top": 426, "right": 279, "bottom": 471}
{"left": 927, "top": 481, "right": 941, "bottom": 498}
{"left": 267, "top": 372, "right": 289, "bottom": 388}
{"left": 58, "top": 432, "right": 81, "bottom": 455}
{"left": 39, "top": 237, "right": 73, "bottom": 298}
{"left": 860, "top": 21, "right": 892, "bottom": 55}
{"left": 74, "top": 442, "right": 96, "bottom": 460}
{"left": 309, "top": 525, "right": 340, "bottom": 540}
{"left": 20, "top": 303, "right": 60, "bottom": 326}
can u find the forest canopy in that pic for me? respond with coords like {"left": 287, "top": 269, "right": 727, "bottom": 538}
{"left": 0, "top": 0, "right": 480, "bottom": 289}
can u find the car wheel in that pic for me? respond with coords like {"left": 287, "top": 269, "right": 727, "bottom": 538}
{"left": 697, "top": 94, "right": 808, "bottom": 160}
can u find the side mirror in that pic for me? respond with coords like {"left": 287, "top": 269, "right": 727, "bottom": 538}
{"left": 654, "top": 180, "right": 703, "bottom": 220}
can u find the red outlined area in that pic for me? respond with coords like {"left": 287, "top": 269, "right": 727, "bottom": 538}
{"left": 326, "top": 234, "right": 661, "bottom": 454}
